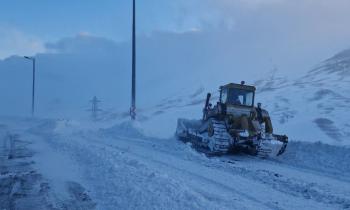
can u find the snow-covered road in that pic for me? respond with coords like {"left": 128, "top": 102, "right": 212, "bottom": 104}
{"left": 1, "top": 118, "right": 350, "bottom": 210}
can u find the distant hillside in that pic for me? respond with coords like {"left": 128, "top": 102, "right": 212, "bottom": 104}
{"left": 133, "top": 49, "right": 350, "bottom": 145}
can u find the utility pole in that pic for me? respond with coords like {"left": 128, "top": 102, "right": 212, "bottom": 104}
{"left": 89, "top": 96, "right": 101, "bottom": 121}
{"left": 130, "top": 0, "right": 136, "bottom": 120}
{"left": 24, "top": 56, "right": 36, "bottom": 116}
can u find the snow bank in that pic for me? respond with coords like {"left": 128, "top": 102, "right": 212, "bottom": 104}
{"left": 278, "top": 141, "right": 350, "bottom": 178}
{"left": 99, "top": 121, "right": 146, "bottom": 139}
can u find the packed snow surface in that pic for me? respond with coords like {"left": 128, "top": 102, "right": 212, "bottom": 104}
{"left": 1, "top": 117, "right": 349, "bottom": 210}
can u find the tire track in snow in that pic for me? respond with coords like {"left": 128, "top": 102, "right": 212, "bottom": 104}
{"left": 40, "top": 133, "right": 236, "bottom": 210}
{"left": 93, "top": 142, "right": 280, "bottom": 210}
{"left": 220, "top": 157, "right": 350, "bottom": 209}
{"left": 96, "top": 134, "right": 350, "bottom": 209}
{"left": 80, "top": 135, "right": 331, "bottom": 210}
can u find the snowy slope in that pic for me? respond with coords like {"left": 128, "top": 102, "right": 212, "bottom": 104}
{"left": 121, "top": 49, "right": 350, "bottom": 145}
{"left": 1, "top": 117, "right": 350, "bottom": 210}
{"left": 255, "top": 49, "right": 350, "bottom": 145}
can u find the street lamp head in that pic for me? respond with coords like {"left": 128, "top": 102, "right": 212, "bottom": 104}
{"left": 24, "top": 56, "right": 34, "bottom": 60}
{"left": 23, "top": 55, "right": 36, "bottom": 116}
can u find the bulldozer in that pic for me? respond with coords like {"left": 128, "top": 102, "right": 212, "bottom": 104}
{"left": 176, "top": 82, "right": 288, "bottom": 157}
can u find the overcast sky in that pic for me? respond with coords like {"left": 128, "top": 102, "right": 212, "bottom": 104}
{"left": 1, "top": 0, "right": 350, "bottom": 75}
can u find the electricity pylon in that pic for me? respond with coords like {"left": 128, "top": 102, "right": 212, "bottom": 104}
{"left": 89, "top": 96, "right": 102, "bottom": 121}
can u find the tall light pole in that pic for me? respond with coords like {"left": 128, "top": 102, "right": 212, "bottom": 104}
{"left": 24, "top": 56, "right": 36, "bottom": 116}
{"left": 130, "top": 0, "right": 136, "bottom": 120}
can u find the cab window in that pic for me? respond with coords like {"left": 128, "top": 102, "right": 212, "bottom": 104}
{"left": 226, "top": 88, "right": 254, "bottom": 106}
{"left": 221, "top": 88, "right": 227, "bottom": 103}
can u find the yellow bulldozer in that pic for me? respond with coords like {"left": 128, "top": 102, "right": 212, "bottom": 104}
{"left": 176, "top": 82, "right": 288, "bottom": 157}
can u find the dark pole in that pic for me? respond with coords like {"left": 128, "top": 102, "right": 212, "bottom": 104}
{"left": 24, "top": 56, "right": 36, "bottom": 116}
{"left": 130, "top": 0, "right": 136, "bottom": 120}
{"left": 32, "top": 58, "right": 36, "bottom": 116}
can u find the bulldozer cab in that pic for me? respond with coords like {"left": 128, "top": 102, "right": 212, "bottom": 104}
{"left": 220, "top": 83, "right": 256, "bottom": 107}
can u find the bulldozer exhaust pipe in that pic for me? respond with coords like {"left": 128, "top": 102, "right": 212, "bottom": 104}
{"left": 202, "top": 93, "right": 211, "bottom": 120}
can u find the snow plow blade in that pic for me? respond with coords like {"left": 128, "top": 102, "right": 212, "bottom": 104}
{"left": 255, "top": 135, "right": 288, "bottom": 157}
